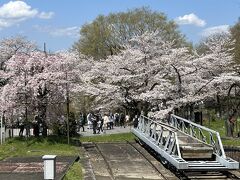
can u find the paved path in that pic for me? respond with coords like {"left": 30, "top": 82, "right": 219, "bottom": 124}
{"left": 78, "top": 125, "right": 132, "bottom": 137}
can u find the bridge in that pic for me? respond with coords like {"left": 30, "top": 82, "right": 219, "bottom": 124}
{"left": 131, "top": 114, "right": 239, "bottom": 171}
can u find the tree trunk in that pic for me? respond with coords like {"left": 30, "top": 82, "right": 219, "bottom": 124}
{"left": 226, "top": 120, "right": 234, "bottom": 137}
{"left": 226, "top": 110, "right": 236, "bottom": 137}
{"left": 37, "top": 102, "right": 47, "bottom": 136}
{"left": 189, "top": 104, "right": 194, "bottom": 121}
{"left": 36, "top": 86, "right": 48, "bottom": 137}
{"left": 141, "top": 101, "right": 150, "bottom": 117}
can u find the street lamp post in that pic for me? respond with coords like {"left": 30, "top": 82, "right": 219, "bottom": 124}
{"left": 24, "top": 72, "right": 29, "bottom": 137}
{"left": 0, "top": 111, "right": 5, "bottom": 145}
{"left": 66, "top": 71, "right": 70, "bottom": 145}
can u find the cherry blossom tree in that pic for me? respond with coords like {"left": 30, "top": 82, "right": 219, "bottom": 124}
{"left": 0, "top": 36, "right": 36, "bottom": 71}
{"left": 80, "top": 31, "right": 236, "bottom": 125}
{"left": 199, "top": 34, "right": 239, "bottom": 136}
{"left": 0, "top": 50, "right": 87, "bottom": 136}
{"left": 0, "top": 36, "right": 37, "bottom": 131}
{"left": 80, "top": 31, "right": 194, "bottom": 117}
{"left": 0, "top": 32, "right": 237, "bottom": 137}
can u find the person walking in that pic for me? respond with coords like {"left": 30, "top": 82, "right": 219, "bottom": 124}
{"left": 33, "top": 115, "right": 39, "bottom": 137}
{"left": 18, "top": 116, "right": 24, "bottom": 137}
{"left": 125, "top": 114, "right": 130, "bottom": 126}
{"left": 87, "top": 112, "right": 93, "bottom": 129}
{"left": 25, "top": 120, "right": 30, "bottom": 137}
{"left": 133, "top": 115, "right": 139, "bottom": 128}
{"left": 114, "top": 113, "right": 119, "bottom": 126}
{"left": 97, "top": 114, "right": 104, "bottom": 134}
{"left": 119, "top": 113, "right": 125, "bottom": 128}
{"left": 109, "top": 113, "right": 114, "bottom": 129}
{"left": 79, "top": 113, "right": 85, "bottom": 132}
{"left": 92, "top": 113, "right": 97, "bottom": 134}
{"left": 103, "top": 114, "right": 110, "bottom": 130}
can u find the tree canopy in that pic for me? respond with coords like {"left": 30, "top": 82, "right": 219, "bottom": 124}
{"left": 73, "top": 7, "right": 188, "bottom": 60}
{"left": 1, "top": 31, "right": 240, "bottom": 136}
{"left": 230, "top": 18, "right": 240, "bottom": 63}
{"left": 78, "top": 32, "right": 234, "bottom": 118}
{"left": 0, "top": 37, "right": 91, "bottom": 135}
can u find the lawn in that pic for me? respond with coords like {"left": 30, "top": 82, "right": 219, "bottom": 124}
{"left": 0, "top": 135, "right": 79, "bottom": 160}
{"left": 63, "top": 161, "right": 83, "bottom": 180}
{"left": 203, "top": 119, "right": 240, "bottom": 146}
{"left": 0, "top": 133, "right": 135, "bottom": 180}
{"left": 79, "top": 132, "right": 135, "bottom": 143}
{"left": 203, "top": 119, "right": 226, "bottom": 137}
{"left": 0, "top": 135, "right": 83, "bottom": 180}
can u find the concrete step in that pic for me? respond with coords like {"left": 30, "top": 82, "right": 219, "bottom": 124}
{"left": 179, "top": 141, "right": 214, "bottom": 159}
{"left": 187, "top": 161, "right": 227, "bottom": 170}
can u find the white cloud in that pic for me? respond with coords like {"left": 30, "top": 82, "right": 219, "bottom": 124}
{"left": 38, "top": 12, "right": 54, "bottom": 19}
{"left": 50, "top": 27, "right": 80, "bottom": 38}
{"left": 34, "top": 25, "right": 80, "bottom": 38}
{"left": 0, "top": 1, "right": 54, "bottom": 29}
{"left": 201, "top": 25, "right": 230, "bottom": 37}
{"left": 175, "top": 13, "right": 206, "bottom": 27}
{"left": 0, "top": 1, "right": 38, "bottom": 19}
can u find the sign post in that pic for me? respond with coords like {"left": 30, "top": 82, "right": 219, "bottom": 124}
{"left": 0, "top": 111, "right": 4, "bottom": 145}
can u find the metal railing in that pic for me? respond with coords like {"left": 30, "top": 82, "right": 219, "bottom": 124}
{"left": 170, "top": 114, "right": 226, "bottom": 158}
{"left": 137, "top": 115, "right": 182, "bottom": 158}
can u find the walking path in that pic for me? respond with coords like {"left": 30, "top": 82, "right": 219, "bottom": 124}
{"left": 78, "top": 125, "right": 132, "bottom": 137}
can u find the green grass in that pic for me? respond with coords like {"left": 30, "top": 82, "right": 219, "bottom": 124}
{"left": 202, "top": 119, "right": 240, "bottom": 146}
{"left": 80, "top": 132, "right": 135, "bottom": 143}
{"left": 0, "top": 135, "right": 79, "bottom": 160}
{"left": 0, "top": 133, "right": 135, "bottom": 179}
{"left": 63, "top": 161, "right": 82, "bottom": 180}
{"left": 203, "top": 119, "right": 226, "bottom": 137}
{"left": 0, "top": 135, "right": 83, "bottom": 179}
{"left": 221, "top": 138, "right": 240, "bottom": 146}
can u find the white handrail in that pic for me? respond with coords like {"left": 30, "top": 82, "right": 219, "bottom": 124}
{"left": 171, "top": 114, "right": 218, "bottom": 133}
{"left": 170, "top": 114, "right": 226, "bottom": 158}
{"left": 138, "top": 115, "right": 181, "bottom": 157}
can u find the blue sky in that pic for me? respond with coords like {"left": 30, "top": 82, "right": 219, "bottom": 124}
{"left": 0, "top": 0, "right": 239, "bottom": 52}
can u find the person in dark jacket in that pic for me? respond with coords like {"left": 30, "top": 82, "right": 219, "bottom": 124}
{"left": 79, "top": 113, "right": 85, "bottom": 132}
{"left": 97, "top": 114, "right": 103, "bottom": 133}
{"left": 133, "top": 115, "right": 139, "bottom": 128}
{"left": 119, "top": 113, "right": 125, "bottom": 128}
{"left": 18, "top": 116, "right": 24, "bottom": 137}
{"left": 92, "top": 113, "right": 97, "bottom": 134}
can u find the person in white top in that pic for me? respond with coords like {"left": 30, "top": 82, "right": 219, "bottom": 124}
{"left": 125, "top": 115, "right": 130, "bottom": 125}
{"left": 103, "top": 114, "right": 110, "bottom": 130}
{"left": 87, "top": 113, "right": 93, "bottom": 129}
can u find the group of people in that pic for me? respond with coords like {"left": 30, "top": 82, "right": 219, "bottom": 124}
{"left": 84, "top": 112, "right": 129, "bottom": 134}
{"left": 18, "top": 114, "right": 43, "bottom": 137}
{"left": 15, "top": 111, "right": 139, "bottom": 137}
